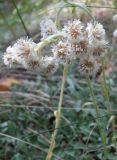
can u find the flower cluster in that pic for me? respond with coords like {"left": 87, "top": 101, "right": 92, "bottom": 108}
{"left": 3, "top": 18, "right": 108, "bottom": 75}
{"left": 3, "top": 37, "right": 38, "bottom": 69}
{"left": 54, "top": 19, "right": 107, "bottom": 75}
{"left": 3, "top": 19, "right": 59, "bottom": 75}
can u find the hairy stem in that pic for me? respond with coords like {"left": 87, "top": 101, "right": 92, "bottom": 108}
{"left": 46, "top": 64, "right": 68, "bottom": 160}
{"left": 35, "top": 33, "right": 63, "bottom": 53}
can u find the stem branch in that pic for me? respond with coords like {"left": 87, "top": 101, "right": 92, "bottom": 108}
{"left": 35, "top": 33, "right": 63, "bottom": 53}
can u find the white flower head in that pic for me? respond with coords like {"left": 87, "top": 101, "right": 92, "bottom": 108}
{"left": 26, "top": 59, "right": 40, "bottom": 71}
{"left": 70, "top": 37, "right": 89, "bottom": 58}
{"left": 40, "top": 18, "right": 58, "bottom": 40}
{"left": 14, "top": 37, "right": 37, "bottom": 60}
{"left": 52, "top": 41, "right": 75, "bottom": 64}
{"left": 40, "top": 56, "right": 59, "bottom": 75}
{"left": 79, "top": 56, "right": 100, "bottom": 75}
{"left": 62, "top": 19, "right": 84, "bottom": 42}
{"left": 88, "top": 39, "right": 108, "bottom": 58}
{"left": 3, "top": 37, "right": 38, "bottom": 69}
{"left": 3, "top": 46, "right": 24, "bottom": 67}
{"left": 86, "top": 22, "right": 105, "bottom": 42}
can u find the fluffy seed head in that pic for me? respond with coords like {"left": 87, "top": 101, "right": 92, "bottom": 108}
{"left": 40, "top": 18, "right": 58, "bottom": 40}
{"left": 63, "top": 19, "right": 84, "bottom": 41}
{"left": 86, "top": 22, "right": 105, "bottom": 42}
{"left": 71, "top": 39, "right": 88, "bottom": 57}
{"left": 79, "top": 57, "right": 100, "bottom": 75}
{"left": 88, "top": 39, "right": 108, "bottom": 58}
{"left": 3, "top": 37, "right": 38, "bottom": 69}
{"left": 14, "top": 37, "right": 37, "bottom": 57}
{"left": 52, "top": 41, "right": 74, "bottom": 63}
{"left": 40, "top": 56, "right": 58, "bottom": 75}
{"left": 26, "top": 60, "right": 40, "bottom": 71}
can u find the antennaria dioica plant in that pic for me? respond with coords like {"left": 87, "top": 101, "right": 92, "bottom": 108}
{"left": 2, "top": 0, "right": 117, "bottom": 159}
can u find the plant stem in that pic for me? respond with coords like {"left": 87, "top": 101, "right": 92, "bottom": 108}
{"left": 101, "top": 59, "right": 117, "bottom": 154}
{"left": 87, "top": 75, "right": 108, "bottom": 160}
{"left": 46, "top": 64, "right": 68, "bottom": 160}
{"left": 101, "top": 59, "right": 111, "bottom": 113}
{"left": 11, "top": 0, "right": 30, "bottom": 37}
{"left": 64, "top": 0, "right": 95, "bottom": 20}
{"left": 35, "top": 33, "right": 63, "bottom": 53}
